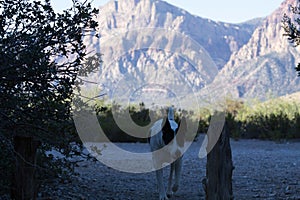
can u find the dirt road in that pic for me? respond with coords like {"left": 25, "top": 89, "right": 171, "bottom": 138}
{"left": 39, "top": 136, "right": 300, "bottom": 200}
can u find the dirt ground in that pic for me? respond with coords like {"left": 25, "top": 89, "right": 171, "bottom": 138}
{"left": 37, "top": 136, "right": 300, "bottom": 200}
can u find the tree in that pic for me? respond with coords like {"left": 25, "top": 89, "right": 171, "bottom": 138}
{"left": 282, "top": 2, "right": 300, "bottom": 76}
{"left": 0, "top": 0, "right": 101, "bottom": 198}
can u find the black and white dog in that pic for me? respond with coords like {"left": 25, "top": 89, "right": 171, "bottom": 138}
{"left": 149, "top": 107, "right": 187, "bottom": 200}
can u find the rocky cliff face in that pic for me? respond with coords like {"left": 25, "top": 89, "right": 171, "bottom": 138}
{"left": 83, "top": 0, "right": 299, "bottom": 105}
{"left": 83, "top": 0, "right": 259, "bottom": 104}
{"left": 205, "top": 0, "right": 300, "bottom": 100}
{"left": 94, "top": 0, "right": 256, "bottom": 69}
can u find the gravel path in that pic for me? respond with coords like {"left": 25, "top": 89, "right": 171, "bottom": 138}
{"left": 39, "top": 136, "right": 300, "bottom": 200}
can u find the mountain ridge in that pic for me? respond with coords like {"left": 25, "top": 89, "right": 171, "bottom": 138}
{"left": 205, "top": 0, "right": 300, "bottom": 100}
{"left": 95, "top": 0, "right": 258, "bottom": 69}
{"left": 82, "top": 0, "right": 300, "bottom": 108}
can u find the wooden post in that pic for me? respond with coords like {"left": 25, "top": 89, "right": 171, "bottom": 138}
{"left": 203, "top": 122, "right": 234, "bottom": 200}
{"left": 11, "top": 136, "right": 40, "bottom": 200}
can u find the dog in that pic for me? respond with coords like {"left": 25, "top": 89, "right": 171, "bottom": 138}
{"left": 148, "top": 107, "right": 187, "bottom": 200}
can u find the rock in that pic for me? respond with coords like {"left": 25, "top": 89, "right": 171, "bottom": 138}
{"left": 285, "top": 186, "right": 292, "bottom": 194}
{"left": 269, "top": 192, "right": 277, "bottom": 197}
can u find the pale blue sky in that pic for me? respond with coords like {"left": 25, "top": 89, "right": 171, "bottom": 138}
{"left": 51, "top": 0, "right": 284, "bottom": 23}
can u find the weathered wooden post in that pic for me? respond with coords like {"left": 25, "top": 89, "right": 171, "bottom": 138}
{"left": 11, "top": 136, "right": 40, "bottom": 200}
{"left": 203, "top": 122, "right": 234, "bottom": 200}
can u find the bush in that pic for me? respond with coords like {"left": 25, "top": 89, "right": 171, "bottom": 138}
{"left": 234, "top": 99, "right": 300, "bottom": 140}
{"left": 94, "top": 99, "right": 300, "bottom": 142}
{"left": 95, "top": 103, "right": 155, "bottom": 142}
{"left": 94, "top": 103, "right": 202, "bottom": 142}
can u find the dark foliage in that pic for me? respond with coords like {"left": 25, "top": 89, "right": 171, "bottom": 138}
{"left": 282, "top": 2, "right": 300, "bottom": 76}
{"left": 0, "top": 0, "right": 100, "bottom": 195}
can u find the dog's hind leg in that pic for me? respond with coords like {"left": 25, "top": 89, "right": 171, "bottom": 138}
{"left": 156, "top": 168, "right": 168, "bottom": 200}
{"left": 167, "top": 162, "right": 175, "bottom": 198}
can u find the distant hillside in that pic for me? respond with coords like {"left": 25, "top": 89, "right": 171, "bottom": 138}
{"left": 202, "top": 0, "right": 300, "bottom": 100}
{"left": 280, "top": 92, "right": 300, "bottom": 103}
{"left": 81, "top": 0, "right": 300, "bottom": 109}
{"left": 82, "top": 0, "right": 260, "bottom": 106}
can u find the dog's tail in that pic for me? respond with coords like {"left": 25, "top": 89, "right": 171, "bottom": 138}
{"left": 168, "top": 107, "right": 175, "bottom": 120}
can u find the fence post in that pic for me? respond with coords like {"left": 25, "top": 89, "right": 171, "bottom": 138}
{"left": 203, "top": 122, "right": 234, "bottom": 200}
{"left": 11, "top": 136, "right": 40, "bottom": 200}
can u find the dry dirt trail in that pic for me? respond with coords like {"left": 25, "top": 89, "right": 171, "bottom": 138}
{"left": 38, "top": 136, "right": 300, "bottom": 200}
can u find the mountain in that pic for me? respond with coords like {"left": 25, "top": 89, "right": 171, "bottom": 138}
{"left": 82, "top": 0, "right": 259, "bottom": 105}
{"left": 205, "top": 0, "right": 300, "bottom": 100}
{"left": 280, "top": 91, "right": 300, "bottom": 102}
{"left": 94, "top": 0, "right": 258, "bottom": 69}
{"left": 82, "top": 0, "right": 300, "bottom": 108}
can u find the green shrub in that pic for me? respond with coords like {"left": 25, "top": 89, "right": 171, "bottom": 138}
{"left": 226, "top": 112, "right": 241, "bottom": 140}
{"left": 236, "top": 99, "right": 300, "bottom": 140}
{"left": 94, "top": 99, "right": 300, "bottom": 142}
{"left": 94, "top": 103, "right": 203, "bottom": 142}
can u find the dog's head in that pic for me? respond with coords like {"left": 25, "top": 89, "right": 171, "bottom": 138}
{"left": 161, "top": 116, "right": 187, "bottom": 160}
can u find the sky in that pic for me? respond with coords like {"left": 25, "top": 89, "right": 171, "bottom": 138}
{"left": 51, "top": 0, "right": 284, "bottom": 23}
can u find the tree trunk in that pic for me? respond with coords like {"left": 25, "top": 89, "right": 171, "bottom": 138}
{"left": 203, "top": 122, "right": 234, "bottom": 200}
{"left": 11, "top": 136, "right": 40, "bottom": 200}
